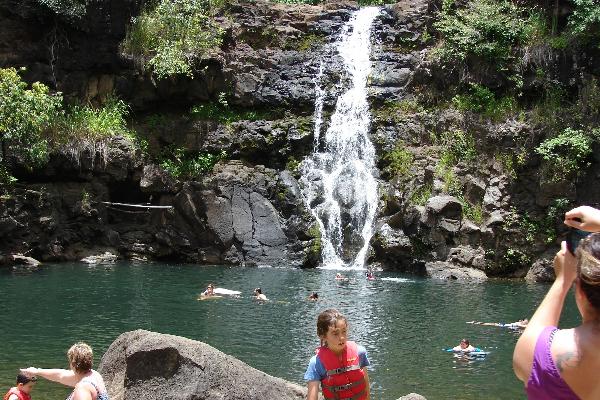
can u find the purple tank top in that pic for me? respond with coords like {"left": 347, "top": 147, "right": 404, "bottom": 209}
{"left": 525, "top": 326, "right": 579, "bottom": 400}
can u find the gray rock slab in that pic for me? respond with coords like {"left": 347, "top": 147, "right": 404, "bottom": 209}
{"left": 99, "top": 330, "right": 309, "bottom": 400}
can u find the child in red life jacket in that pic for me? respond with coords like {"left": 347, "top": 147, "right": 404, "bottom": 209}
{"left": 304, "top": 309, "right": 370, "bottom": 400}
{"left": 3, "top": 374, "right": 36, "bottom": 400}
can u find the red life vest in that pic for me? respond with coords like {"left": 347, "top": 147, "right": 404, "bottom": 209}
{"left": 3, "top": 388, "right": 31, "bottom": 400}
{"left": 317, "top": 341, "right": 367, "bottom": 400}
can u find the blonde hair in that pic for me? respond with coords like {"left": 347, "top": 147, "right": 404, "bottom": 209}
{"left": 67, "top": 342, "right": 93, "bottom": 373}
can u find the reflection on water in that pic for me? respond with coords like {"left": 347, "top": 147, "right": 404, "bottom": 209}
{"left": 0, "top": 263, "right": 578, "bottom": 400}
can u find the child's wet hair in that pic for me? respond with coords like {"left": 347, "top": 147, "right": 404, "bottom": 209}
{"left": 317, "top": 308, "right": 347, "bottom": 339}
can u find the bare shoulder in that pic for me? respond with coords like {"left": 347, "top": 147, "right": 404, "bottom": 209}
{"left": 71, "top": 384, "right": 94, "bottom": 400}
{"left": 551, "top": 329, "right": 581, "bottom": 373}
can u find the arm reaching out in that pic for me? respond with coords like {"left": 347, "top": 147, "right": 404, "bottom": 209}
{"left": 20, "top": 367, "right": 80, "bottom": 387}
{"left": 565, "top": 206, "right": 600, "bottom": 232}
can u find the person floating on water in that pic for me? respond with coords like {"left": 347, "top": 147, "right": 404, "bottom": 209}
{"left": 20, "top": 342, "right": 109, "bottom": 400}
{"left": 467, "top": 319, "right": 528, "bottom": 329}
{"left": 452, "top": 338, "right": 476, "bottom": 352}
{"left": 335, "top": 273, "right": 349, "bottom": 282}
{"left": 365, "top": 270, "right": 375, "bottom": 280}
{"left": 4, "top": 373, "right": 36, "bottom": 400}
{"left": 202, "top": 283, "right": 215, "bottom": 297}
{"left": 513, "top": 205, "right": 600, "bottom": 399}
{"left": 253, "top": 287, "right": 268, "bottom": 301}
{"left": 305, "top": 309, "right": 370, "bottom": 400}
{"left": 308, "top": 292, "right": 319, "bottom": 301}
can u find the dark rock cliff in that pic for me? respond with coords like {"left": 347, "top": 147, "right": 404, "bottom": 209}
{"left": 1, "top": 0, "right": 599, "bottom": 279}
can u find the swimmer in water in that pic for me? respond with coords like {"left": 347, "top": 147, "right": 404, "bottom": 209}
{"left": 452, "top": 338, "right": 476, "bottom": 352}
{"left": 254, "top": 287, "right": 268, "bottom": 301}
{"left": 467, "top": 319, "right": 528, "bottom": 329}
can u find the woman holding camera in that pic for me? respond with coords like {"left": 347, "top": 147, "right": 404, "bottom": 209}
{"left": 513, "top": 206, "right": 600, "bottom": 399}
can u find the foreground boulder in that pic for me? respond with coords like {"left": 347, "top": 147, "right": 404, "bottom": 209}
{"left": 99, "top": 330, "right": 309, "bottom": 400}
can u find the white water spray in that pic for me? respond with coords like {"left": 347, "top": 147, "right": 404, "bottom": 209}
{"left": 300, "top": 7, "right": 380, "bottom": 270}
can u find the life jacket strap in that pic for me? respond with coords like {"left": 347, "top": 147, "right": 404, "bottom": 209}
{"left": 325, "top": 364, "right": 361, "bottom": 376}
{"left": 322, "top": 378, "right": 365, "bottom": 392}
{"left": 323, "top": 387, "right": 367, "bottom": 400}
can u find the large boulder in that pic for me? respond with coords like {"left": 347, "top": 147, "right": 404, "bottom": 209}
{"left": 425, "top": 261, "right": 488, "bottom": 281}
{"left": 99, "top": 330, "right": 310, "bottom": 400}
{"left": 526, "top": 255, "right": 555, "bottom": 283}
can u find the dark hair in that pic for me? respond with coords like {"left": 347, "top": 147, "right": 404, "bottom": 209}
{"left": 461, "top": 339, "right": 470, "bottom": 346}
{"left": 254, "top": 288, "right": 262, "bottom": 294}
{"left": 67, "top": 342, "right": 93, "bottom": 373}
{"left": 316, "top": 309, "right": 347, "bottom": 345}
{"left": 16, "top": 373, "right": 36, "bottom": 385}
{"left": 576, "top": 233, "right": 600, "bottom": 310}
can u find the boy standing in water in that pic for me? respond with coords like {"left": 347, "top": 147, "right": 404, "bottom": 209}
{"left": 3, "top": 374, "right": 36, "bottom": 400}
{"left": 304, "top": 309, "right": 370, "bottom": 400}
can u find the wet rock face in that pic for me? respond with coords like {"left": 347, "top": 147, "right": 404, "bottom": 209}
{"left": 99, "top": 330, "right": 308, "bottom": 400}
{"left": 182, "top": 161, "right": 302, "bottom": 266}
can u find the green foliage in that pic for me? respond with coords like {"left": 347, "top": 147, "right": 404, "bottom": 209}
{"left": 160, "top": 147, "right": 226, "bottom": 179}
{"left": 286, "top": 34, "right": 324, "bottom": 52}
{"left": 384, "top": 142, "right": 414, "bottom": 178}
{"left": 495, "top": 151, "right": 526, "bottom": 179}
{"left": 502, "top": 247, "right": 532, "bottom": 269}
{"left": 36, "top": 0, "right": 87, "bottom": 20}
{"left": 409, "top": 183, "right": 432, "bottom": 206}
{"left": 51, "top": 97, "right": 132, "bottom": 142}
{"left": 122, "top": 0, "right": 224, "bottom": 79}
{"left": 433, "top": 0, "right": 531, "bottom": 66}
{"left": 452, "top": 83, "right": 517, "bottom": 120}
{"left": 285, "top": 157, "right": 300, "bottom": 173}
{"left": 190, "top": 94, "right": 274, "bottom": 124}
{"left": 436, "top": 159, "right": 461, "bottom": 196}
{"left": 375, "top": 99, "right": 424, "bottom": 122}
{"left": 460, "top": 197, "right": 484, "bottom": 225}
{"left": 535, "top": 127, "right": 596, "bottom": 179}
{"left": 81, "top": 189, "right": 91, "bottom": 208}
{"left": 540, "top": 198, "right": 571, "bottom": 244}
{"left": 0, "top": 165, "right": 17, "bottom": 186}
{"left": 567, "top": 0, "right": 600, "bottom": 39}
{"left": 0, "top": 67, "right": 62, "bottom": 170}
{"left": 307, "top": 223, "right": 322, "bottom": 260}
{"left": 530, "top": 83, "right": 567, "bottom": 127}
{"left": 434, "top": 129, "right": 477, "bottom": 165}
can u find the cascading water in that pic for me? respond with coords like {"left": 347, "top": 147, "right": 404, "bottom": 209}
{"left": 300, "top": 7, "right": 380, "bottom": 270}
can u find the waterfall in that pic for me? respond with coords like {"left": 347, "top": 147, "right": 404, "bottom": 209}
{"left": 300, "top": 7, "right": 380, "bottom": 270}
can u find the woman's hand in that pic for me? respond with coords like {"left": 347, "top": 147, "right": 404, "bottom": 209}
{"left": 19, "top": 367, "right": 38, "bottom": 377}
{"left": 565, "top": 206, "right": 600, "bottom": 232}
{"left": 554, "top": 241, "right": 578, "bottom": 286}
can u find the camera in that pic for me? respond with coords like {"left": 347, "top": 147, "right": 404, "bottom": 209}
{"left": 566, "top": 228, "right": 591, "bottom": 255}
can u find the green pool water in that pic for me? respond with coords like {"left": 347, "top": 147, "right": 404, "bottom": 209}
{"left": 0, "top": 263, "right": 578, "bottom": 400}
